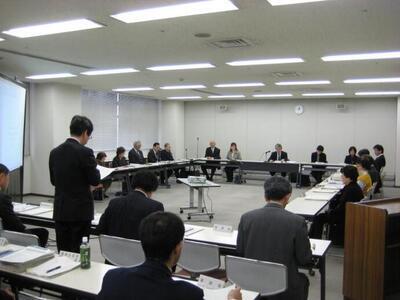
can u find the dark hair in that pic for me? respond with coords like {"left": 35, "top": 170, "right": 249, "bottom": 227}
{"left": 230, "top": 142, "right": 238, "bottom": 152}
{"left": 357, "top": 158, "right": 372, "bottom": 170}
{"left": 132, "top": 171, "right": 159, "bottom": 193}
{"left": 96, "top": 152, "right": 107, "bottom": 161}
{"left": 341, "top": 165, "right": 359, "bottom": 182}
{"left": 316, "top": 145, "right": 324, "bottom": 152}
{"left": 116, "top": 146, "right": 125, "bottom": 156}
{"left": 69, "top": 115, "right": 93, "bottom": 137}
{"left": 264, "top": 176, "right": 292, "bottom": 201}
{"left": 348, "top": 146, "right": 357, "bottom": 154}
{"left": 164, "top": 143, "right": 170, "bottom": 148}
{"left": 373, "top": 144, "right": 384, "bottom": 153}
{"left": 358, "top": 148, "right": 370, "bottom": 157}
{"left": 0, "top": 164, "right": 10, "bottom": 175}
{"left": 139, "top": 212, "right": 184, "bottom": 262}
{"left": 153, "top": 142, "right": 160, "bottom": 148}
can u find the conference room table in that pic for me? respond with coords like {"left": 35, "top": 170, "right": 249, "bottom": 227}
{"left": 0, "top": 246, "right": 258, "bottom": 300}
{"left": 184, "top": 224, "right": 331, "bottom": 300}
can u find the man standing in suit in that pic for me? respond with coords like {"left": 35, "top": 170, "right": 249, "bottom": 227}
{"left": 128, "top": 141, "right": 145, "bottom": 164}
{"left": 0, "top": 164, "right": 49, "bottom": 247}
{"left": 373, "top": 144, "right": 386, "bottom": 193}
{"left": 147, "top": 142, "right": 161, "bottom": 163}
{"left": 201, "top": 141, "right": 221, "bottom": 181}
{"left": 237, "top": 176, "right": 312, "bottom": 300}
{"left": 311, "top": 145, "right": 327, "bottom": 184}
{"left": 268, "top": 143, "right": 289, "bottom": 177}
{"left": 97, "top": 211, "right": 242, "bottom": 300}
{"left": 49, "top": 115, "right": 100, "bottom": 252}
{"left": 96, "top": 171, "right": 164, "bottom": 239}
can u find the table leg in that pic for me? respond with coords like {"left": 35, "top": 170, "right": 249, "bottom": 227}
{"left": 198, "top": 188, "right": 204, "bottom": 213}
{"left": 164, "top": 168, "right": 171, "bottom": 189}
{"left": 319, "top": 256, "right": 326, "bottom": 300}
{"left": 125, "top": 175, "right": 132, "bottom": 193}
{"left": 190, "top": 187, "right": 194, "bottom": 208}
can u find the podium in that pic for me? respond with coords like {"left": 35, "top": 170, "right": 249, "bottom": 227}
{"left": 343, "top": 198, "right": 400, "bottom": 300}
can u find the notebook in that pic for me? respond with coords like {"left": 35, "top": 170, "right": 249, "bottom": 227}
{"left": 27, "top": 251, "right": 80, "bottom": 278}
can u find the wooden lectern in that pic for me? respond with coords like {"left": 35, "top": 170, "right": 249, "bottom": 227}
{"left": 343, "top": 198, "right": 400, "bottom": 300}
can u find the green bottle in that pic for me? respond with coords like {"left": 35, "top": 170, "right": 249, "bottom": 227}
{"left": 80, "top": 236, "right": 91, "bottom": 269}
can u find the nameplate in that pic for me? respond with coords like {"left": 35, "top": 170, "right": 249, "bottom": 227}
{"left": 213, "top": 224, "right": 233, "bottom": 233}
{"left": 198, "top": 274, "right": 225, "bottom": 289}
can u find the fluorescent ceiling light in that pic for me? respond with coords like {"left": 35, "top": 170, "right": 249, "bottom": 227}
{"left": 147, "top": 63, "right": 215, "bottom": 71}
{"left": 160, "top": 85, "right": 206, "bottom": 90}
{"left": 215, "top": 82, "right": 265, "bottom": 88}
{"left": 0, "top": 38, "right": 5, "bottom": 42}
{"left": 208, "top": 95, "right": 245, "bottom": 99}
{"left": 2, "top": 19, "right": 102, "bottom": 38}
{"left": 344, "top": 77, "right": 400, "bottom": 84}
{"left": 26, "top": 73, "right": 76, "bottom": 80}
{"left": 355, "top": 91, "right": 400, "bottom": 96}
{"left": 227, "top": 58, "right": 304, "bottom": 66}
{"left": 302, "top": 92, "right": 344, "bottom": 96}
{"left": 113, "top": 87, "right": 153, "bottom": 92}
{"left": 275, "top": 80, "right": 331, "bottom": 85}
{"left": 81, "top": 68, "right": 139, "bottom": 76}
{"left": 167, "top": 96, "right": 202, "bottom": 100}
{"left": 111, "top": 0, "right": 238, "bottom": 23}
{"left": 322, "top": 51, "right": 400, "bottom": 62}
{"left": 253, "top": 93, "right": 293, "bottom": 97}
{"left": 267, "top": 0, "right": 329, "bottom": 6}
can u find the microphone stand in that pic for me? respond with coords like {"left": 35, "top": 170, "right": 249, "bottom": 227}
{"left": 196, "top": 137, "right": 199, "bottom": 158}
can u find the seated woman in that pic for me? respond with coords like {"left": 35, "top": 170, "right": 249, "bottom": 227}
{"left": 309, "top": 165, "right": 364, "bottom": 244}
{"left": 356, "top": 159, "right": 373, "bottom": 196}
{"left": 344, "top": 146, "right": 360, "bottom": 165}
{"left": 112, "top": 147, "right": 129, "bottom": 168}
{"left": 96, "top": 152, "right": 112, "bottom": 198}
{"left": 225, "top": 142, "right": 242, "bottom": 183}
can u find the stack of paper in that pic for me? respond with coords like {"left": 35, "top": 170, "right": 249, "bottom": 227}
{"left": 0, "top": 246, "right": 54, "bottom": 265}
{"left": 305, "top": 193, "right": 334, "bottom": 201}
{"left": 27, "top": 254, "right": 80, "bottom": 278}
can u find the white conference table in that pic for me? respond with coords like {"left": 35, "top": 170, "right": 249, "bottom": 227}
{"left": 0, "top": 258, "right": 258, "bottom": 300}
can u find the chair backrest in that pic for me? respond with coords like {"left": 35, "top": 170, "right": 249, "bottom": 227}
{"left": 2, "top": 230, "right": 39, "bottom": 246}
{"left": 99, "top": 234, "right": 145, "bottom": 267}
{"left": 177, "top": 240, "right": 220, "bottom": 273}
{"left": 225, "top": 255, "right": 287, "bottom": 297}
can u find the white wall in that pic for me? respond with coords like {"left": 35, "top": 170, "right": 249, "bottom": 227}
{"left": 28, "top": 83, "right": 82, "bottom": 195}
{"left": 396, "top": 97, "right": 400, "bottom": 186}
{"left": 184, "top": 98, "right": 398, "bottom": 177}
{"left": 160, "top": 101, "right": 185, "bottom": 159}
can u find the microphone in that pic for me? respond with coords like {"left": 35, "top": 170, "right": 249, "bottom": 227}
{"left": 265, "top": 150, "right": 271, "bottom": 154}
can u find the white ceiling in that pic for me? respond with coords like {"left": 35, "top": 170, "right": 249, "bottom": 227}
{"left": 0, "top": 0, "right": 399, "bottom": 100}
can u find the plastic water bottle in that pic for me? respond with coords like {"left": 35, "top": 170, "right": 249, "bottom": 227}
{"left": 80, "top": 236, "right": 91, "bottom": 269}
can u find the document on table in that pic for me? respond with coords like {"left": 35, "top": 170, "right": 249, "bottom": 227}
{"left": 184, "top": 225, "right": 204, "bottom": 237}
{"left": 12, "top": 203, "right": 37, "bottom": 213}
{"left": 91, "top": 213, "right": 102, "bottom": 226}
{"left": 27, "top": 255, "right": 80, "bottom": 278}
{"left": 97, "top": 165, "right": 115, "bottom": 180}
{"left": 0, "top": 246, "right": 54, "bottom": 264}
{"left": 305, "top": 192, "right": 334, "bottom": 201}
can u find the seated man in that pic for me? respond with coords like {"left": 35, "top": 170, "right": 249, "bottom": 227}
{"left": 147, "top": 142, "right": 161, "bottom": 163}
{"left": 373, "top": 144, "right": 386, "bottom": 193}
{"left": 97, "top": 211, "right": 242, "bottom": 300}
{"left": 237, "top": 176, "right": 312, "bottom": 300}
{"left": 160, "top": 143, "right": 185, "bottom": 184}
{"left": 309, "top": 165, "right": 364, "bottom": 244}
{"left": 95, "top": 152, "right": 111, "bottom": 198}
{"left": 201, "top": 141, "right": 221, "bottom": 181}
{"left": 311, "top": 145, "right": 327, "bottom": 184}
{"left": 268, "top": 143, "right": 289, "bottom": 177}
{"left": 0, "top": 164, "right": 49, "bottom": 247}
{"left": 129, "top": 140, "right": 145, "bottom": 164}
{"left": 96, "top": 171, "right": 164, "bottom": 240}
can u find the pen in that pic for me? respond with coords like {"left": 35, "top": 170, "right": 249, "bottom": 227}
{"left": 46, "top": 265, "right": 61, "bottom": 273}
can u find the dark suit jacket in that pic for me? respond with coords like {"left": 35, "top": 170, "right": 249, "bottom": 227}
{"left": 97, "top": 260, "right": 204, "bottom": 300}
{"left": 344, "top": 155, "right": 360, "bottom": 165}
{"left": 96, "top": 191, "right": 164, "bottom": 240}
{"left": 49, "top": 138, "right": 100, "bottom": 222}
{"left": 311, "top": 152, "right": 327, "bottom": 163}
{"left": 374, "top": 155, "right": 386, "bottom": 172}
{"left": 329, "top": 182, "right": 364, "bottom": 224}
{"left": 129, "top": 149, "right": 145, "bottom": 164}
{"left": 268, "top": 151, "right": 289, "bottom": 162}
{"left": 204, "top": 147, "right": 221, "bottom": 160}
{"left": 237, "top": 203, "right": 312, "bottom": 295}
{"left": 0, "top": 192, "right": 26, "bottom": 232}
{"left": 147, "top": 149, "right": 161, "bottom": 163}
{"left": 160, "top": 150, "right": 174, "bottom": 161}
{"left": 111, "top": 156, "right": 129, "bottom": 168}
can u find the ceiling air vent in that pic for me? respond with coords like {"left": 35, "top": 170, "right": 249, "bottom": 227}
{"left": 272, "top": 71, "right": 302, "bottom": 78}
{"left": 209, "top": 38, "right": 253, "bottom": 49}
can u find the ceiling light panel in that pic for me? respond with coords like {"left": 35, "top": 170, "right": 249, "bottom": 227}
{"left": 214, "top": 82, "right": 265, "bottom": 88}
{"left": 147, "top": 63, "right": 215, "bottom": 71}
{"left": 26, "top": 73, "right": 76, "bottom": 79}
{"left": 112, "top": 87, "right": 153, "bottom": 92}
{"left": 275, "top": 80, "right": 331, "bottom": 85}
{"left": 167, "top": 96, "right": 202, "bottom": 99}
{"left": 208, "top": 95, "right": 245, "bottom": 98}
{"left": 160, "top": 85, "right": 206, "bottom": 90}
{"left": 344, "top": 77, "right": 400, "bottom": 84}
{"left": 227, "top": 58, "right": 304, "bottom": 66}
{"left": 322, "top": 51, "right": 400, "bottom": 62}
{"left": 355, "top": 91, "right": 400, "bottom": 96}
{"left": 267, "top": 0, "right": 330, "bottom": 6}
{"left": 253, "top": 93, "right": 293, "bottom": 97}
{"left": 81, "top": 68, "right": 139, "bottom": 75}
{"left": 302, "top": 92, "right": 344, "bottom": 96}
